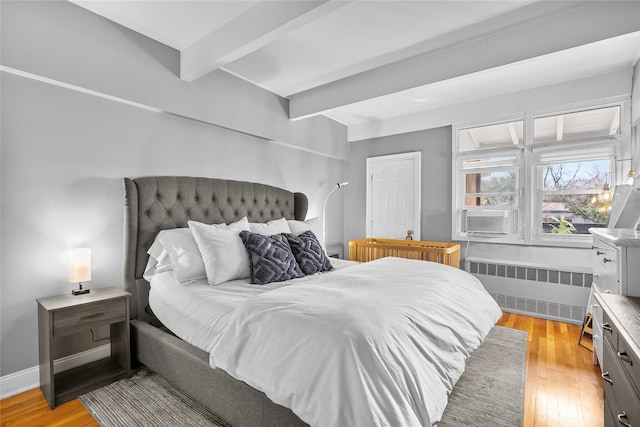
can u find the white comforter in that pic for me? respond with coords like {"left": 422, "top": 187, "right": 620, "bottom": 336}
{"left": 209, "top": 257, "right": 502, "bottom": 427}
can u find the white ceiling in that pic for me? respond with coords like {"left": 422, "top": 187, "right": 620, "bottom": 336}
{"left": 70, "top": 0, "right": 640, "bottom": 141}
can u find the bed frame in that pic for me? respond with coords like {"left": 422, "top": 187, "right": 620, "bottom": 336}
{"left": 124, "top": 176, "right": 309, "bottom": 427}
{"left": 123, "top": 176, "right": 526, "bottom": 427}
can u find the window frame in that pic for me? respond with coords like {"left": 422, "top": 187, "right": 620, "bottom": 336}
{"left": 453, "top": 118, "right": 525, "bottom": 244}
{"left": 452, "top": 99, "right": 629, "bottom": 248}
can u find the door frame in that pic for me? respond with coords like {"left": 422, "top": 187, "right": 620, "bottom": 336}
{"left": 366, "top": 151, "right": 422, "bottom": 239}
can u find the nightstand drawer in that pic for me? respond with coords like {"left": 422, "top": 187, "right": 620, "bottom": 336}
{"left": 53, "top": 298, "right": 126, "bottom": 337}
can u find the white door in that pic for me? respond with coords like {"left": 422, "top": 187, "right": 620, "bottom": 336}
{"left": 366, "top": 152, "right": 421, "bottom": 240}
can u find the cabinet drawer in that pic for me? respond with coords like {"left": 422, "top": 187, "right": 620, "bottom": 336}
{"left": 604, "top": 400, "right": 617, "bottom": 427}
{"left": 53, "top": 298, "right": 126, "bottom": 337}
{"left": 593, "top": 243, "right": 619, "bottom": 279}
{"left": 594, "top": 272, "right": 620, "bottom": 295}
{"left": 618, "top": 336, "right": 640, "bottom": 396}
{"left": 592, "top": 301, "right": 604, "bottom": 365}
{"left": 602, "top": 311, "right": 618, "bottom": 350}
{"left": 603, "top": 339, "right": 640, "bottom": 426}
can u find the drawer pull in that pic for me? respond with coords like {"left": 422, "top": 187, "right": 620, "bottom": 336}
{"left": 601, "top": 371, "right": 613, "bottom": 384}
{"left": 80, "top": 312, "right": 105, "bottom": 321}
{"left": 603, "top": 258, "right": 612, "bottom": 263}
{"left": 617, "top": 351, "right": 633, "bottom": 364}
{"left": 596, "top": 250, "right": 605, "bottom": 255}
{"left": 617, "top": 412, "right": 631, "bottom": 427}
{"left": 602, "top": 323, "right": 613, "bottom": 332}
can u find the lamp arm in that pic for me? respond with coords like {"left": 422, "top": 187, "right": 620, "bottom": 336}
{"left": 322, "top": 185, "right": 340, "bottom": 247}
{"left": 322, "top": 181, "right": 349, "bottom": 248}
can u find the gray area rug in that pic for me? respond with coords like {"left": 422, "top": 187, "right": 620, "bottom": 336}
{"left": 440, "top": 325, "right": 528, "bottom": 426}
{"left": 80, "top": 325, "right": 526, "bottom": 427}
{"left": 79, "top": 368, "right": 231, "bottom": 427}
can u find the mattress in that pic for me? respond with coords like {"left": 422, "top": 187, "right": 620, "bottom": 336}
{"left": 150, "top": 256, "right": 502, "bottom": 426}
{"left": 148, "top": 257, "right": 359, "bottom": 353}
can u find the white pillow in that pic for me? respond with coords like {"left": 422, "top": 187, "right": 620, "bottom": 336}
{"left": 163, "top": 228, "right": 206, "bottom": 285}
{"left": 144, "top": 217, "right": 249, "bottom": 285}
{"left": 188, "top": 219, "right": 251, "bottom": 286}
{"left": 249, "top": 217, "right": 291, "bottom": 235}
{"left": 143, "top": 228, "right": 192, "bottom": 282}
{"left": 287, "top": 217, "right": 324, "bottom": 249}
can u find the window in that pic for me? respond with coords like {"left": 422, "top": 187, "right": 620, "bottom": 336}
{"left": 455, "top": 121, "right": 522, "bottom": 238}
{"left": 536, "top": 157, "right": 612, "bottom": 237}
{"left": 453, "top": 103, "right": 626, "bottom": 246}
{"left": 461, "top": 155, "right": 519, "bottom": 208}
{"left": 459, "top": 121, "right": 523, "bottom": 152}
{"left": 533, "top": 106, "right": 620, "bottom": 144}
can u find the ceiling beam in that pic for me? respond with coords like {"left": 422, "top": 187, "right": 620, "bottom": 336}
{"left": 347, "top": 71, "right": 630, "bottom": 142}
{"left": 290, "top": 1, "right": 640, "bottom": 120}
{"left": 180, "top": 0, "right": 350, "bottom": 82}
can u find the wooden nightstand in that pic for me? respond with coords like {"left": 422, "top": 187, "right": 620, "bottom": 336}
{"left": 37, "top": 288, "right": 131, "bottom": 409}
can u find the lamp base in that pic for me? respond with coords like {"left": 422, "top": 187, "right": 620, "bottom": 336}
{"left": 72, "top": 288, "right": 90, "bottom": 296}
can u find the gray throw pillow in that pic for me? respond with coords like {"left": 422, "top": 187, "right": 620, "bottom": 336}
{"left": 284, "top": 231, "right": 332, "bottom": 275}
{"left": 239, "top": 231, "right": 304, "bottom": 285}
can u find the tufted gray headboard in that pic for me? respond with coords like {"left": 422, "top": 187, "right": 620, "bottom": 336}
{"left": 123, "top": 176, "right": 308, "bottom": 320}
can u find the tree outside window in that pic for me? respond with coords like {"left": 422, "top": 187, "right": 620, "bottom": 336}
{"left": 540, "top": 159, "right": 610, "bottom": 234}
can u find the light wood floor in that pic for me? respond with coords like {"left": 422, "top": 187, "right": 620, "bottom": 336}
{"left": 498, "top": 312, "right": 603, "bottom": 427}
{"left": 0, "top": 313, "right": 602, "bottom": 427}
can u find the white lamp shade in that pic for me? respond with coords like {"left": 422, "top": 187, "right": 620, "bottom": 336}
{"left": 69, "top": 248, "right": 91, "bottom": 283}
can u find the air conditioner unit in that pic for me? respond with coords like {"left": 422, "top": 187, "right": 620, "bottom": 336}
{"left": 465, "top": 210, "right": 511, "bottom": 234}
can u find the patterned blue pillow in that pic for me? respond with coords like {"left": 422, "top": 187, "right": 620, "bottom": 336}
{"left": 284, "top": 231, "right": 332, "bottom": 275}
{"left": 239, "top": 231, "right": 304, "bottom": 285}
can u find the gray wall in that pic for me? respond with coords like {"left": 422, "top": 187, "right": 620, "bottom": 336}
{"left": 345, "top": 127, "right": 452, "bottom": 250}
{"left": 0, "top": 1, "right": 347, "bottom": 377}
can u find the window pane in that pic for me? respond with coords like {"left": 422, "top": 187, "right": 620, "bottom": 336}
{"left": 542, "top": 195, "right": 609, "bottom": 235}
{"left": 464, "top": 195, "right": 516, "bottom": 207}
{"left": 541, "top": 159, "right": 609, "bottom": 192}
{"left": 466, "top": 171, "right": 516, "bottom": 193}
{"left": 465, "top": 171, "right": 516, "bottom": 207}
{"left": 459, "top": 121, "right": 523, "bottom": 152}
{"left": 534, "top": 106, "right": 620, "bottom": 143}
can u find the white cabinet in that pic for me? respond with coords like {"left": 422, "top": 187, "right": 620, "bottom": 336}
{"left": 589, "top": 228, "right": 640, "bottom": 368}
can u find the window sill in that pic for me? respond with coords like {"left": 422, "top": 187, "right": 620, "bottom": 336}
{"left": 530, "top": 236, "right": 594, "bottom": 249}
{"left": 454, "top": 233, "right": 594, "bottom": 249}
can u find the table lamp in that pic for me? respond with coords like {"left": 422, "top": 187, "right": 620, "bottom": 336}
{"left": 69, "top": 248, "right": 91, "bottom": 295}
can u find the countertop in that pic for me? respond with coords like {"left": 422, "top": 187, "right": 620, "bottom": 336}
{"left": 590, "top": 228, "right": 640, "bottom": 247}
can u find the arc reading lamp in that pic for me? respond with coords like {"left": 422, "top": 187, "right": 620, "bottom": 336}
{"left": 323, "top": 182, "right": 349, "bottom": 250}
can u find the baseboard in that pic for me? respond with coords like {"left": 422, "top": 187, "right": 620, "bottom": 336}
{"left": 0, "top": 344, "right": 110, "bottom": 399}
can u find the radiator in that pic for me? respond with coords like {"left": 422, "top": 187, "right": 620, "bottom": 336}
{"left": 465, "top": 258, "right": 592, "bottom": 324}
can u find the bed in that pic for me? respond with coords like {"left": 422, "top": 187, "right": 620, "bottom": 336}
{"left": 123, "top": 176, "right": 507, "bottom": 427}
